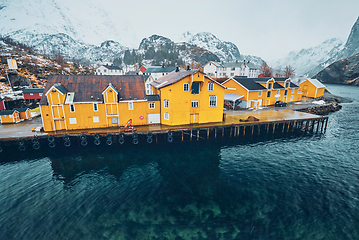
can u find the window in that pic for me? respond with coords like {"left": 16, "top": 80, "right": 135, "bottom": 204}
{"left": 111, "top": 117, "right": 118, "bottom": 124}
{"left": 268, "top": 83, "right": 272, "bottom": 89}
{"left": 128, "top": 102, "right": 133, "bottom": 110}
{"left": 267, "top": 91, "right": 271, "bottom": 98}
{"left": 164, "top": 112, "right": 169, "bottom": 120}
{"left": 191, "top": 101, "right": 199, "bottom": 108}
{"left": 93, "top": 116, "right": 99, "bottom": 123}
{"left": 4, "top": 115, "right": 6, "bottom": 118}
{"left": 93, "top": 103, "right": 98, "bottom": 111}
{"left": 149, "top": 102, "right": 155, "bottom": 109}
{"left": 104, "top": 69, "right": 107, "bottom": 72}
{"left": 98, "top": 69, "right": 101, "bottom": 72}
{"left": 9, "top": 115, "right": 12, "bottom": 118}
{"left": 258, "top": 91, "right": 262, "bottom": 97}
{"left": 69, "top": 118, "right": 77, "bottom": 124}
{"left": 290, "top": 95, "right": 294, "bottom": 101}
{"left": 183, "top": 83, "right": 189, "bottom": 92}
{"left": 284, "top": 90, "right": 288, "bottom": 96}
{"left": 191, "top": 82, "right": 200, "bottom": 94}
{"left": 230, "top": 73, "right": 234, "bottom": 76}
{"left": 231, "top": 67, "right": 235, "bottom": 71}
{"left": 164, "top": 99, "right": 169, "bottom": 108}
{"left": 285, "top": 82, "right": 289, "bottom": 88}
{"left": 30, "top": 93, "right": 33, "bottom": 95}
{"left": 292, "top": 89, "right": 295, "bottom": 94}
{"left": 209, "top": 95, "right": 217, "bottom": 107}
{"left": 208, "top": 82, "right": 214, "bottom": 91}
{"left": 277, "top": 90, "right": 280, "bottom": 95}
{"left": 70, "top": 104, "right": 75, "bottom": 112}
{"left": 39, "top": 93, "right": 42, "bottom": 96}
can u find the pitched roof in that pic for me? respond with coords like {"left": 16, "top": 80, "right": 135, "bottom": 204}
{"left": 0, "top": 110, "right": 17, "bottom": 115}
{"left": 40, "top": 75, "right": 146, "bottom": 105}
{"left": 290, "top": 82, "right": 300, "bottom": 88}
{"left": 307, "top": 79, "right": 325, "bottom": 88}
{"left": 233, "top": 77, "right": 267, "bottom": 91}
{"left": 99, "top": 65, "right": 122, "bottom": 70}
{"left": 22, "top": 88, "right": 44, "bottom": 93}
{"left": 151, "top": 69, "right": 199, "bottom": 89}
{"left": 252, "top": 77, "right": 272, "bottom": 83}
{"left": 144, "top": 66, "right": 176, "bottom": 73}
{"left": 14, "top": 108, "right": 30, "bottom": 112}
{"left": 273, "top": 82, "right": 285, "bottom": 89}
{"left": 273, "top": 77, "right": 290, "bottom": 82}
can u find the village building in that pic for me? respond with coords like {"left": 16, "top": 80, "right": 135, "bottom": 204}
{"left": 39, "top": 75, "right": 160, "bottom": 132}
{"left": 150, "top": 69, "right": 226, "bottom": 125}
{"left": 22, "top": 88, "right": 44, "bottom": 101}
{"left": 144, "top": 75, "right": 155, "bottom": 95}
{"left": 297, "top": 78, "right": 325, "bottom": 98}
{"left": 140, "top": 66, "right": 176, "bottom": 80}
{"left": 203, "top": 61, "right": 260, "bottom": 79}
{"left": 96, "top": 65, "right": 123, "bottom": 75}
{"left": 14, "top": 108, "right": 31, "bottom": 120}
{"left": 222, "top": 76, "right": 268, "bottom": 109}
{"left": 0, "top": 109, "right": 20, "bottom": 124}
{"left": 274, "top": 77, "right": 302, "bottom": 102}
{"left": 0, "top": 97, "right": 5, "bottom": 111}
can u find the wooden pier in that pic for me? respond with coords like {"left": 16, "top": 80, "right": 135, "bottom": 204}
{"left": 0, "top": 110, "right": 329, "bottom": 153}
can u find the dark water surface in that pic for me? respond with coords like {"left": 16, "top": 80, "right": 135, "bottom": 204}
{"left": 1, "top": 84, "right": 359, "bottom": 240}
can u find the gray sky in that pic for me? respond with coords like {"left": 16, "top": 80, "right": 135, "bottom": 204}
{"left": 113, "top": 0, "right": 359, "bottom": 61}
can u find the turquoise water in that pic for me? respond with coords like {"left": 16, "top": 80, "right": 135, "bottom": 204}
{"left": 1, "top": 84, "right": 359, "bottom": 239}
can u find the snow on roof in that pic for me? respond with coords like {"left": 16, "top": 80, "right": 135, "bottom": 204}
{"left": 307, "top": 79, "right": 325, "bottom": 88}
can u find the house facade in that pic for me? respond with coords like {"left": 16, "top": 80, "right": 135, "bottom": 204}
{"left": 150, "top": 69, "right": 226, "bottom": 126}
{"left": 203, "top": 61, "right": 260, "bottom": 79}
{"left": 144, "top": 75, "right": 155, "bottom": 95}
{"left": 39, "top": 75, "right": 160, "bottom": 132}
{"left": 23, "top": 88, "right": 44, "bottom": 100}
{"left": 222, "top": 77, "right": 268, "bottom": 109}
{"left": 298, "top": 78, "right": 325, "bottom": 98}
{"left": 96, "top": 65, "right": 123, "bottom": 75}
{"left": 0, "top": 110, "right": 20, "bottom": 124}
{"left": 14, "top": 108, "right": 31, "bottom": 120}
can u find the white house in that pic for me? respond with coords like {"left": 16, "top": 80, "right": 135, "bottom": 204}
{"left": 203, "top": 61, "right": 259, "bottom": 78}
{"left": 144, "top": 75, "right": 156, "bottom": 95}
{"left": 96, "top": 65, "right": 124, "bottom": 75}
{"left": 140, "top": 66, "right": 176, "bottom": 80}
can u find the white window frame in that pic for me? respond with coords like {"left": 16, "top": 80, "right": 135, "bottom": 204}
{"left": 164, "top": 112, "right": 169, "bottom": 120}
{"left": 208, "top": 82, "right": 214, "bottom": 91}
{"left": 277, "top": 90, "right": 280, "bottom": 95}
{"left": 93, "top": 116, "right": 99, "bottom": 123}
{"left": 149, "top": 102, "right": 155, "bottom": 109}
{"left": 183, "top": 83, "right": 189, "bottom": 92}
{"left": 70, "top": 104, "right": 75, "bottom": 112}
{"left": 69, "top": 118, "right": 77, "bottom": 124}
{"left": 284, "top": 89, "right": 288, "bottom": 96}
{"left": 128, "top": 102, "right": 133, "bottom": 110}
{"left": 209, "top": 95, "right": 217, "bottom": 107}
{"left": 164, "top": 99, "right": 169, "bottom": 108}
{"left": 292, "top": 89, "right": 295, "bottom": 94}
{"left": 258, "top": 91, "right": 262, "bottom": 97}
{"left": 191, "top": 100, "right": 199, "bottom": 108}
{"left": 93, "top": 103, "right": 98, "bottom": 112}
{"left": 290, "top": 95, "right": 294, "bottom": 101}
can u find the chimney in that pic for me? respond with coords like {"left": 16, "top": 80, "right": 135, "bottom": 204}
{"left": 187, "top": 65, "right": 190, "bottom": 71}
{"left": 175, "top": 66, "right": 179, "bottom": 72}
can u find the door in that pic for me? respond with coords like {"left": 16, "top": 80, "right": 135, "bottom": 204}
{"left": 148, "top": 113, "right": 160, "bottom": 124}
{"left": 54, "top": 119, "right": 66, "bottom": 131}
{"left": 303, "top": 85, "right": 308, "bottom": 96}
{"left": 51, "top": 105, "right": 66, "bottom": 130}
{"left": 190, "top": 114, "right": 199, "bottom": 124}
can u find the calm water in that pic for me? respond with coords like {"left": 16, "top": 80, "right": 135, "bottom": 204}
{"left": 1, "top": 84, "right": 359, "bottom": 240}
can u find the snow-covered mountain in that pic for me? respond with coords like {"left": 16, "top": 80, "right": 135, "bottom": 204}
{"left": 269, "top": 38, "right": 344, "bottom": 76}
{"left": 271, "top": 16, "right": 359, "bottom": 77}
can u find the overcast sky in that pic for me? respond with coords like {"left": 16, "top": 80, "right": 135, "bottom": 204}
{"left": 112, "top": 0, "right": 359, "bottom": 61}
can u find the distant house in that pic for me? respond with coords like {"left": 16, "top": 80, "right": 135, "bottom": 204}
{"left": 150, "top": 69, "right": 226, "bottom": 125}
{"left": 140, "top": 66, "right": 176, "bottom": 80}
{"left": 22, "top": 88, "right": 44, "bottom": 100}
{"left": 14, "top": 108, "right": 31, "bottom": 120}
{"left": 96, "top": 65, "right": 123, "bottom": 75}
{"left": 0, "top": 97, "right": 5, "bottom": 111}
{"left": 0, "top": 110, "right": 20, "bottom": 124}
{"left": 203, "top": 61, "right": 260, "bottom": 78}
{"left": 298, "top": 78, "right": 325, "bottom": 98}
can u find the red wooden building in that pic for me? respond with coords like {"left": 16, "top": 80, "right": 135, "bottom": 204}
{"left": 22, "top": 88, "right": 44, "bottom": 100}
{"left": 0, "top": 97, "right": 5, "bottom": 111}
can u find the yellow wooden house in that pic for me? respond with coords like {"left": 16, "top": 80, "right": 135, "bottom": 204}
{"left": 40, "top": 75, "right": 160, "bottom": 132}
{"left": 222, "top": 76, "right": 268, "bottom": 109}
{"left": 0, "top": 110, "right": 20, "bottom": 124}
{"left": 274, "top": 77, "right": 302, "bottom": 103}
{"left": 298, "top": 78, "right": 325, "bottom": 98}
{"left": 14, "top": 108, "right": 31, "bottom": 120}
{"left": 150, "top": 69, "right": 226, "bottom": 125}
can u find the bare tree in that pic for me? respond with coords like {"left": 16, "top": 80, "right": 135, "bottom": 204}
{"left": 259, "top": 61, "right": 273, "bottom": 77}
{"left": 284, "top": 65, "right": 295, "bottom": 78}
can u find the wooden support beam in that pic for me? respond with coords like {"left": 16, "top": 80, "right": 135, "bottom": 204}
{"left": 182, "top": 131, "right": 184, "bottom": 142}
{"left": 222, "top": 128, "right": 224, "bottom": 137}
{"left": 251, "top": 125, "right": 254, "bottom": 136}
{"left": 258, "top": 125, "right": 260, "bottom": 135}
{"left": 230, "top": 127, "right": 233, "bottom": 137}
{"left": 282, "top": 122, "right": 286, "bottom": 133}
{"left": 190, "top": 129, "right": 193, "bottom": 141}
{"left": 272, "top": 123, "right": 276, "bottom": 134}
{"left": 215, "top": 128, "right": 217, "bottom": 138}
{"left": 324, "top": 118, "right": 328, "bottom": 132}
{"left": 197, "top": 130, "right": 199, "bottom": 141}
{"left": 243, "top": 126, "right": 246, "bottom": 136}
{"left": 207, "top": 128, "right": 210, "bottom": 139}
{"left": 321, "top": 119, "right": 324, "bottom": 132}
